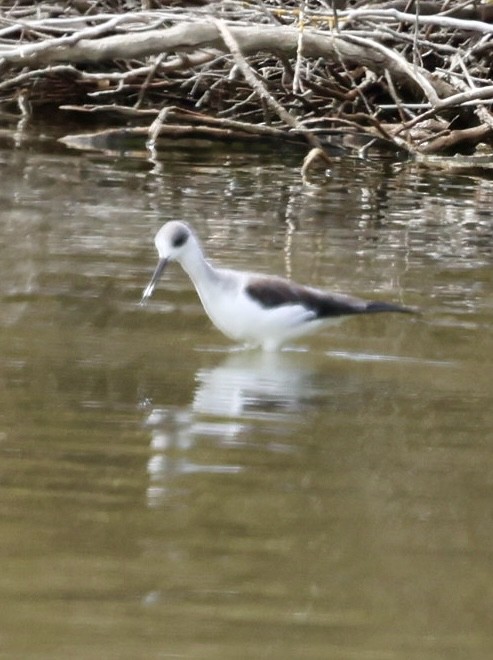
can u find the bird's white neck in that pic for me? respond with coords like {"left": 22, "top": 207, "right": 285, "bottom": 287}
{"left": 178, "top": 239, "right": 221, "bottom": 292}
{"left": 175, "top": 236, "right": 239, "bottom": 341}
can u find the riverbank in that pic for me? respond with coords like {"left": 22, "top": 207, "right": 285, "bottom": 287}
{"left": 2, "top": 1, "right": 493, "bottom": 161}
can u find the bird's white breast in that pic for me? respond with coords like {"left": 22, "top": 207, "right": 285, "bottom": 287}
{"left": 193, "top": 269, "right": 322, "bottom": 348}
{"left": 193, "top": 270, "right": 256, "bottom": 341}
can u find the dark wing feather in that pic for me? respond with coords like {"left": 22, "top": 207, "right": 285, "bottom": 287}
{"left": 245, "top": 276, "right": 413, "bottom": 318}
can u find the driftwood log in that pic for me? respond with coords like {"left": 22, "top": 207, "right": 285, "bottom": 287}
{"left": 2, "top": 1, "right": 493, "bottom": 162}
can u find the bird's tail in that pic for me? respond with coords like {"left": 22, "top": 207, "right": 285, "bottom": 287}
{"left": 365, "top": 301, "right": 416, "bottom": 314}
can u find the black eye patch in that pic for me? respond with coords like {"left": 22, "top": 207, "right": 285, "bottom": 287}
{"left": 172, "top": 229, "right": 189, "bottom": 248}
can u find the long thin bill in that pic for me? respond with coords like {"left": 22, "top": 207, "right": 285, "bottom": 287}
{"left": 140, "top": 258, "right": 168, "bottom": 305}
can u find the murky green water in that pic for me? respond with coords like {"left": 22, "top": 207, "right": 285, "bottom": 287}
{"left": 1, "top": 124, "right": 492, "bottom": 658}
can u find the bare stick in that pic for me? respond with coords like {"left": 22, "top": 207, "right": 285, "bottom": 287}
{"left": 213, "top": 18, "right": 329, "bottom": 159}
{"left": 342, "top": 33, "right": 439, "bottom": 105}
{"left": 344, "top": 7, "right": 493, "bottom": 35}
{"left": 293, "top": 0, "right": 306, "bottom": 94}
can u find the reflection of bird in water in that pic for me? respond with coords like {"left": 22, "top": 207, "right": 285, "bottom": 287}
{"left": 141, "top": 221, "right": 414, "bottom": 351}
{"left": 143, "top": 351, "right": 321, "bottom": 508}
{"left": 193, "top": 350, "right": 323, "bottom": 420}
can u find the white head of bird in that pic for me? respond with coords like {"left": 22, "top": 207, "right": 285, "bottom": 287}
{"left": 141, "top": 221, "right": 198, "bottom": 302}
